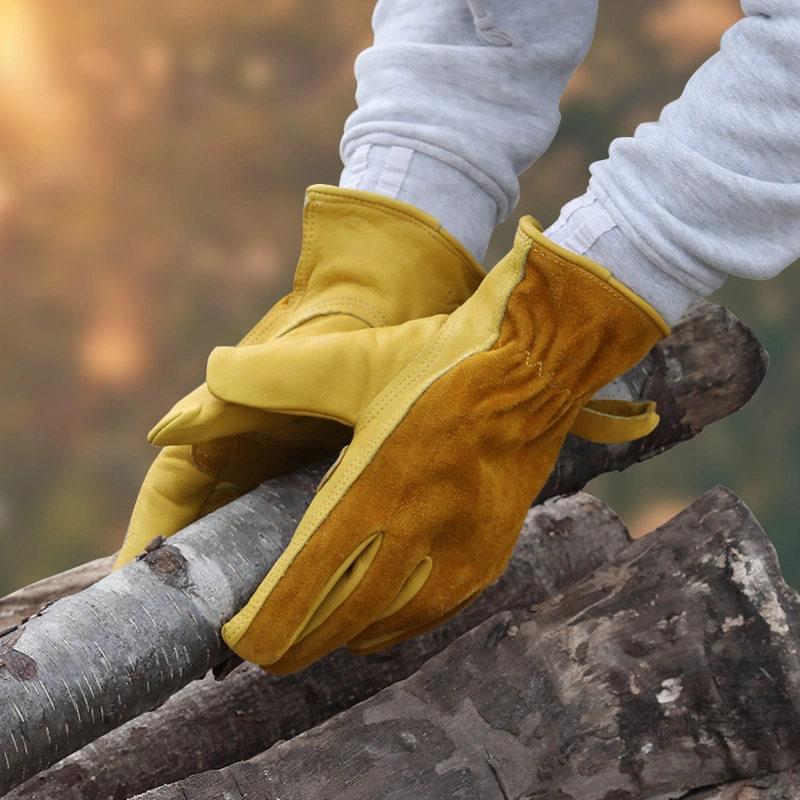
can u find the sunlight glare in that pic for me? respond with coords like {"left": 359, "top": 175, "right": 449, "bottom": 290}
{"left": 0, "top": 0, "right": 48, "bottom": 99}
{"left": 0, "top": 0, "right": 78, "bottom": 158}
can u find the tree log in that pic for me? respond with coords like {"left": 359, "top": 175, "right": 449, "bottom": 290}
{"left": 686, "top": 763, "right": 800, "bottom": 799}
{"left": 0, "top": 300, "right": 769, "bottom": 794}
{"left": 0, "top": 463, "right": 328, "bottom": 796}
{"left": 4, "top": 493, "right": 631, "bottom": 800}
{"left": 0, "top": 556, "right": 117, "bottom": 631}
{"left": 136, "top": 487, "right": 800, "bottom": 800}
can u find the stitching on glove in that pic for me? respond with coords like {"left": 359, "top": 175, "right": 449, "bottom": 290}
{"left": 282, "top": 299, "right": 387, "bottom": 329}
{"left": 241, "top": 300, "right": 290, "bottom": 345}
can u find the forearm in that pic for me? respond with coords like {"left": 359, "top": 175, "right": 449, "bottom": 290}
{"left": 339, "top": 0, "right": 800, "bottom": 324}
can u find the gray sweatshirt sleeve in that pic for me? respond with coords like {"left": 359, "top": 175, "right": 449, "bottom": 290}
{"left": 588, "top": 0, "right": 800, "bottom": 293}
{"left": 341, "top": 0, "right": 599, "bottom": 224}
{"left": 341, "top": 0, "right": 800, "bottom": 304}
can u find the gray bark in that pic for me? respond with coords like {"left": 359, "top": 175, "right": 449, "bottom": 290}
{"left": 0, "top": 300, "right": 769, "bottom": 794}
{"left": 134, "top": 487, "right": 800, "bottom": 800}
{"left": 4, "top": 493, "right": 631, "bottom": 800}
{"left": 685, "top": 763, "right": 800, "bottom": 799}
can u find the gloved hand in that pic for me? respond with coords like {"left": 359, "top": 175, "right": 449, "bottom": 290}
{"left": 208, "top": 216, "right": 670, "bottom": 673}
{"left": 115, "top": 185, "right": 486, "bottom": 568}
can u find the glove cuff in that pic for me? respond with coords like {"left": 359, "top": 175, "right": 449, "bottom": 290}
{"left": 242, "top": 185, "right": 487, "bottom": 345}
{"left": 519, "top": 216, "right": 671, "bottom": 338}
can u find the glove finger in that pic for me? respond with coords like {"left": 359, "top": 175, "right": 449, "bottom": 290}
{"left": 190, "top": 427, "right": 350, "bottom": 492}
{"left": 114, "top": 445, "right": 224, "bottom": 569}
{"left": 255, "top": 522, "right": 446, "bottom": 674}
{"left": 372, "top": 556, "right": 433, "bottom": 622}
{"left": 206, "top": 315, "right": 447, "bottom": 427}
{"left": 569, "top": 398, "right": 660, "bottom": 444}
{"left": 151, "top": 387, "right": 356, "bottom": 496}
{"left": 150, "top": 309, "right": 375, "bottom": 446}
{"left": 222, "top": 529, "right": 389, "bottom": 669}
{"left": 258, "top": 555, "right": 434, "bottom": 675}
{"left": 345, "top": 520, "right": 513, "bottom": 656}
{"left": 149, "top": 384, "right": 291, "bottom": 446}
{"left": 261, "top": 559, "right": 482, "bottom": 675}
{"left": 349, "top": 588, "right": 483, "bottom": 656}
{"left": 346, "top": 559, "right": 481, "bottom": 654}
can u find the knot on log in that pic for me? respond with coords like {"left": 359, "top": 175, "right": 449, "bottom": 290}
{"left": 142, "top": 545, "right": 189, "bottom": 589}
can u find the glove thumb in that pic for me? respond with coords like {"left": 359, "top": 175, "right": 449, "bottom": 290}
{"left": 206, "top": 314, "right": 449, "bottom": 428}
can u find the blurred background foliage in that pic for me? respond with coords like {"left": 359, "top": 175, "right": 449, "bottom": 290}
{"left": 0, "top": 0, "right": 797, "bottom": 595}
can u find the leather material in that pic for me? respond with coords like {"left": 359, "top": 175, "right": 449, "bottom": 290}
{"left": 216, "top": 217, "right": 669, "bottom": 673}
{"left": 570, "top": 398, "right": 659, "bottom": 444}
{"left": 114, "top": 185, "right": 485, "bottom": 569}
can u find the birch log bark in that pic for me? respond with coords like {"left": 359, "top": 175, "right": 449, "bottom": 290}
{"left": 0, "top": 462, "right": 327, "bottom": 795}
{"left": 0, "top": 557, "right": 116, "bottom": 632}
{"left": 0, "top": 300, "right": 770, "bottom": 794}
{"left": 135, "top": 488, "right": 800, "bottom": 800}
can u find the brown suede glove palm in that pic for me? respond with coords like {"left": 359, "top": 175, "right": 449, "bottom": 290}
{"left": 208, "top": 217, "right": 670, "bottom": 673}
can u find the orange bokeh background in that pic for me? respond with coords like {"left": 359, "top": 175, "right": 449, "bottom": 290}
{"left": 3, "top": 0, "right": 798, "bottom": 594}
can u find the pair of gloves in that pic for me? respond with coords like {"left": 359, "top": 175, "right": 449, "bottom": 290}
{"left": 115, "top": 185, "right": 669, "bottom": 674}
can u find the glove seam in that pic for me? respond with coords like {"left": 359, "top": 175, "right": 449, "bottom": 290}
{"left": 279, "top": 300, "right": 386, "bottom": 330}
{"left": 276, "top": 309, "right": 377, "bottom": 336}
{"left": 528, "top": 240, "right": 667, "bottom": 339}
{"left": 243, "top": 199, "right": 323, "bottom": 343}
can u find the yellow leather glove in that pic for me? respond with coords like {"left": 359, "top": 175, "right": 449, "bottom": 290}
{"left": 207, "top": 216, "right": 670, "bottom": 673}
{"left": 115, "top": 185, "right": 485, "bottom": 568}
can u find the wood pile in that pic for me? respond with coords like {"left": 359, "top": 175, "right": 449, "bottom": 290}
{"left": 5, "top": 301, "right": 798, "bottom": 800}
